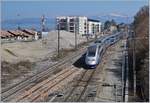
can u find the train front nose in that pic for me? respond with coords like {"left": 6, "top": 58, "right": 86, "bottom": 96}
{"left": 85, "top": 57, "right": 97, "bottom": 66}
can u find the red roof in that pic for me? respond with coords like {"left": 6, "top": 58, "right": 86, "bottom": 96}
{"left": 21, "top": 29, "right": 36, "bottom": 35}
{"left": 9, "top": 30, "right": 29, "bottom": 36}
{"left": 0, "top": 30, "right": 14, "bottom": 37}
{"left": 1, "top": 29, "right": 37, "bottom": 38}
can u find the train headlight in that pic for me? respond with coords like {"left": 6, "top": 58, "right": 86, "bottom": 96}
{"left": 92, "top": 59, "right": 95, "bottom": 61}
{"left": 88, "top": 59, "right": 95, "bottom": 61}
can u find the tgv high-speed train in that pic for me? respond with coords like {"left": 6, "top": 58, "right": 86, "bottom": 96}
{"left": 85, "top": 43, "right": 105, "bottom": 68}
{"left": 85, "top": 32, "right": 123, "bottom": 68}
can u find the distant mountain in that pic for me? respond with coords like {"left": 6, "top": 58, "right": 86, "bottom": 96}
{"left": 89, "top": 15, "right": 134, "bottom": 24}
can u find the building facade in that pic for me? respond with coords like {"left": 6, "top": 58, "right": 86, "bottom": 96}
{"left": 87, "top": 19, "right": 101, "bottom": 36}
{"left": 109, "top": 25, "right": 117, "bottom": 33}
{"left": 56, "top": 16, "right": 101, "bottom": 36}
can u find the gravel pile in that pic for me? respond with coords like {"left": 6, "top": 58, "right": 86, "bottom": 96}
{"left": 45, "top": 30, "right": 86, "bottom": 49}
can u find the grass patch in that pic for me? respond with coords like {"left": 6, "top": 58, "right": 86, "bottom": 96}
{"left": 51, "top": 39, "right": 95, "bottom": 62}
{"left": 51, "top": 48, "right": 76, "bottom": 61}
{"left": 1, "top": 60, "right": 34, "bottom": 86}
{"left": 78, "top": 39, "right": 95, "bottom": 48}
{"left": 2, "top": 60, "right": 33, "bottom": 74}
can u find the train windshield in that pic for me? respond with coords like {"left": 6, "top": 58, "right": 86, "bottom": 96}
{"left": 87, "top": 46, "right": 97, "bottom": 57}
{"left": 95, "top": 40, "right": 101, "bottom": 43}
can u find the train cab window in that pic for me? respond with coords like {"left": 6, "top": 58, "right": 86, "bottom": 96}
{"left": 99, "top": 45, "right": 101, "bottom": 50}
{"left": 95, "top": 40, "right": 101, "bottom": 43}
{"left": 87, "top": 46, "right": 96, "bottom": 57}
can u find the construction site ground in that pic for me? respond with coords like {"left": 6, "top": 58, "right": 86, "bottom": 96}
{"left": 1, "top": 30, "right": 88, "bottom": 91}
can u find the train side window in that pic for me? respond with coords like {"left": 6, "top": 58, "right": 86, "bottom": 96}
{"left": 99, "top": 47, "right": 103, "bottom": 56}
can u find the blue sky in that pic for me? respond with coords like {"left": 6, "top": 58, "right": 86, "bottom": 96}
{"left": 1, "top": 0, "right": 149, "bottom": 21}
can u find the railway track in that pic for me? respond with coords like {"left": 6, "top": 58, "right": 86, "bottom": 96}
{"left": 50, "top": 55, "right": 107, "bottom": 102}
{"left": 9, "top": 66, "right": 79, "bottom": 102}
{"left": 47, "top": 43, "right": 114, "bottom": 102}
{"left": 62, "top": 70, "right": 95, "bottom": 102}
{"left": 2, "top": 38, "right": 124, "bottom": 102}
{"left": 63, "top": 58, "right": 107, "bottom": 102}
{"left": 13, "top": 66, "right": 80, "bottom": 102}
{"left": 2, "top": 47, "right": 86, "bottom": 102}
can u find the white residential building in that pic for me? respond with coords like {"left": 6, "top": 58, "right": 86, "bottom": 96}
{"left": 77, "top": 16, "right": 88, "bottom": 35}
{"left": 109, "top": 25, "right": 117, "bottom": 32}
{"left": 56, "top": 16, "right": 101, "bottom": 36}
{"left": 87, "top": 19, "right": 101, "bottom": 36}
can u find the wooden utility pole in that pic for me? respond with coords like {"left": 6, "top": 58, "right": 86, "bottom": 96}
{"left": 75, "top": 19, "right": 77, "bottom": 50}
{"left": 133, "top": 31, "right": 136, "bottom": 97}
{"left": 57, "top": 21, "right": 60, "bottom": 57}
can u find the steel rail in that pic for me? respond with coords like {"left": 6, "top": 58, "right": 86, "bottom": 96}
{"left": 2, "top": 48, "right": 86, "bottom": 101}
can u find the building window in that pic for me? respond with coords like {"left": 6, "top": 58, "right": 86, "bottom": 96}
{"left": 70, "top": 23, "right": 74, "bottom": 26}
{"left": 70, "top": 27, "right": 74, "bottom": 30}
{"left": 70, "top": 19, "right": 75, "bottom": 22}
{"left": 97, "top": 25, "right": 99, "bottom": 32}
{"left": 60, "top": 19, "right": 67, "bottom": 22}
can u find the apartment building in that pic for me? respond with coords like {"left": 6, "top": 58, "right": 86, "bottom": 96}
{"left": 78, "top": 17, "right": 88, "bottom": 35}
{"left": 87, "top": 19, "right": 101, "bottom": 36}
{"left": 56, "top": 16, "right": 101, "bottom": 35}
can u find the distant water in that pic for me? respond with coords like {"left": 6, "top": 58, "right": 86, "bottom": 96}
{"left": 1, "top": 18, "right": 56, "bottom": 31}
{"left": 2, "top": 16, "right": 133, "bottom": 30}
